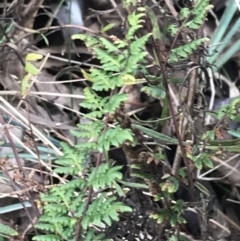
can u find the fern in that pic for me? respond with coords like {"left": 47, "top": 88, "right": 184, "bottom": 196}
{"left": 33, "top": 0, "right": 213, "bottom": 240}
{"left": 82, "top": 193, "right": 132, "bottom": 229}
{"left": 33, "top": 3, "right": 150, "bottom": 241}
{"left": 184, "top": 0, "right": 213, "bottom": 29}
{"left": 170, "top": 37, "right": 209, "bottom": 62}
{"left": 167, "top": 0, "right": 212, "bottom": 61}
{"left": 87, "top": 164, "right": 123, "bottom": 188}
{"left": 98, "top": 126, "right": 134, "bottom": 152}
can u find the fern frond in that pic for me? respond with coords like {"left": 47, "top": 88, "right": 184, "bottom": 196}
{"left": 34, "top": 223, "right": 55, "bottom": 233}
{"left": 93, "top": 47, "right": 121, "bottom": 72}
{"left": 80, "top": 87, "right": 103, "bottom": 110}
{"left": 98, "top": 127, "right": 134, "bottom": 151}
{"left": 88, "top": 163, "right": 122, "bottom": 189}
{"left": 104, "top": 94, "right": 128, "bottom": 113}
{"left": 72, "top": 34, "right": 99, "bottom": 47}
{"left": 91, "top": 69, "right": 123, "bottom": 91}
{"left": 127, "top": 11, "right": 146, "bottom": 39}
{"left": 99, "top": 37, "right": 120, "bottom": 53}
{"left": 82, "top": 193, "right": 132, "bottom": 229}
{"left": 185, "top": 0, "right": 213, "bottom": 29}
{"left": 170, "top": 37, "right": 209, "bottom": 62}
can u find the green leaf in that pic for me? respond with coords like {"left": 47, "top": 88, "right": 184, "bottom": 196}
{"left": 25, "top": 62, "right": 40, "bottom": 75}
{"left": 88, "top": 164, "right": 123, "bottom": 189}
{"left": 118, "top": 180, "right": 149, "bottom": 189}
{"left": 141, "top": 85, "right": 166, "bottom": 99}
{"left": 0, "top": 223, "right": 18, "bottom": 236}
{"left": 26, "top": 53, "right": 43, "bottom": 62}
{"left": 168, "top": 24, "right": 178, "bottom": 36}
{"left": 132, "top": 124, "right": 179, "bottom": 144}
{"left": 101, "top": 23, "right": 116, "bottom": 33}
{"left": 180, "top": 8, "right": 190, "bottom": 19}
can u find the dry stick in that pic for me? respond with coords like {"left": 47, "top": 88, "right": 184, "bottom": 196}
{"left": 0, "top": 165, "right": 39, "bottom": 238}
{"left": 172, "top": 65, "right": 198, "bottom": 175}
{"left": 110, "top": 0, "right": 124, "bottom": 21}
{"left": 149, "top": 10, "right": 196, "bottom": 200}
{"left": 159, "top": 1, "right": 198, "bottom": 199}
{"left": 0, "top": 116, "right": 40, "bottom": 233}
{"left": 164, "top": 0, "right": 178, "bottom": 18}
{"left": 154, "top": 38, "right": 195, "bottom": 201}
{"left": 22, "top": 0, "right": 45, "bottom": 31}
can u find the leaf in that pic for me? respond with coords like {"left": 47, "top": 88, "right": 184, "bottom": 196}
{"left": 180, "top": 7, "right": 190, "bottom": 19}
{"left": 25, "top": 62, "right": 40, "bottom": 75}
{"left": 168, "top": 24, "right": 178, "bottom": 36}
{"left": 88, "top": 164, "right": 123, "bottom": 189}
{"left": 170, "top": 214, "right": 178, "bottom": 227}
{"left": 81, "top": 68, "right": 92, "bottom": 81}
{"left": 40, "top": 33, "right": 49, "bottom": 46}
{"left": 194, "top": 181, "right": 210, "bottom": 197}
{"left": 148, "top": 8, "right": 162, "bottom": 40}
{"left": 0, "top": 223, "right": 18, "bottom": 236}
{"left": 104, "top": 94, "right": 128, "bottom": 113}
{"left": 169, "top": 37, "right": 209, "bottom": 62}
{"left": 132, "top": 124, "right": 179, "bottom": 144}
{"left": 122, "top": 74, "right": 137, "bottom": 84}
{"left": 99, "top": 37, "right": 119, "bottom": 53}
{"left": 102, "top": 23, "right": 116, "bottom": 33}
{"left": 21, "top": 74, "right": 31, "bottom": 95}
{"left": 25, "top": 53, "right": 43, "bottom": 62}
{"left": 141, "top": 85, "right": 166, "bottom": 99}
{"left": 228, "top": 129, "right": 240, "bottom": 138}
{"left": 118, "top": 180, "right": 149, "bottom": 189}
{"left": 203, "top": 157, "right": 214, "bottom": 168}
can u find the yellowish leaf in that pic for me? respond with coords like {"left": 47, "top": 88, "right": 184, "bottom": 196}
{"left": 25, "top": 62, "right": 40, "bottom": 76}
{"left": 21, "top": 74, "right": 31, "bottom": 95}
{"left": 81, "top": 68, "right": 92, "bottom": 81}
{"left": 25, "top": 53, "right": 43, "bottom": 62}
{"left": 122, "top": 74, "right": 146, "bottom": 85}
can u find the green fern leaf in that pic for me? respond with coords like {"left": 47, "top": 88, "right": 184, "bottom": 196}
{"left": 77, "top": 121, "right": 104, "bottom": 135}
{"left": 64, "top": 179, "right": 86, "bottom": 189}
{"left": 185, "top": 0, "right": 213, "bottom": 29}
{"left": 84, "top": 111, "right": 104, "bottom": 118}
{"left": 169, "top": 37, "right": 209, "bottom": 62}
{"left": 104, "top": 94, "right": 128, "bottom": 113}
{"left": 83, "top": 193, "right": 132, "bottom": 229}
{"left": 55, "top": 166, "right": 79, "bottom": 175}
{"left": 98, "top": 127, "right": 134, "bottom": 151}
{"left": 130, "top": 33, "right": 152, "bottom": 53}
{"left": 127, "top": 11, "right": 146, "bottom": 39}
{"left": 88, "top": 163, "right": 122, "bottom": 189}
{"left": 80, "top": 87, "right": 103, "bottom": 110}
{"left": 126, "top": 52, "right": 148, "bottom": 73}
{"left": 84, "top": 229, "right": 106, "bottom": 241}
{"left": 44, "top": 204, "right": 67, "bottom": 214}
{"left": 99, "top": 37, "right": 119, "bottom": 53}
{"left": 93, "top": 47, "right": 121, "bottom": 71}
{"left": 34, "top": 223, "right": 55, "bottom": 232}
{"left": 91, "top": 69, "right": 123, "bottom": 91}
{"left": 72, "top": 34, "right": 99, "bottom": 47}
